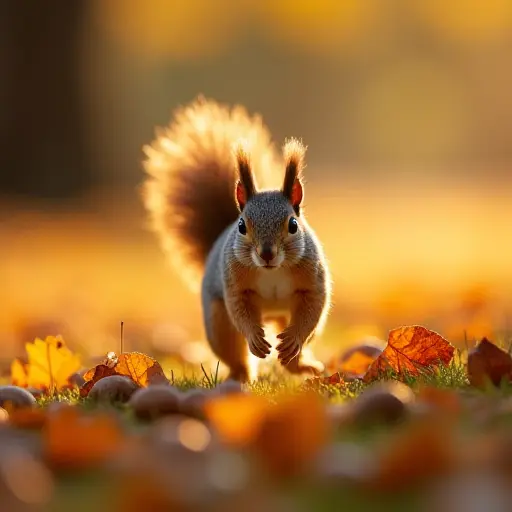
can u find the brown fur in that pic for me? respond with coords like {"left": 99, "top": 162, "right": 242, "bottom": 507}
{"left": 209, "top": 299, "right": 250, "bottom": 381}
{"left": 142, "top": 97, "right": 331, "bottom": 381}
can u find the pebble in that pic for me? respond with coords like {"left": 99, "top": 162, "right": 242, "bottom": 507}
{"left": 352, "top": 381, "right": 414, "bottom": 427}
{"left": 130, "top": 385, "right": 181, "bottom": 420}
{"left": 88, "top": 376, "right": 138, "bottom": 404}
{"left": 0, "top": 386, "right": 37, "bottom": 409}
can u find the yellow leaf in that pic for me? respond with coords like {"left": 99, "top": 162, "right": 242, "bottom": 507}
{"left": 24, "top": 336, "right": 81, "bottom": 391}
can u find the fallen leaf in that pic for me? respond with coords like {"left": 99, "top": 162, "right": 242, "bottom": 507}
{"left": 303, "top": 372, "right": 347, "bottom": 389}
{"left": 336, "top": 344, "right": 383, "bottom": 377}
{"left": 363, "top": 326, "right": 455, "bottom": 382}
{"left": 42, "top": 405, "right": 125, "bottom": 470}
{"left": 80, "top": 352, "right": 167, "bottom": 398}
{"left": 204, "top": 393, "right": 270, "bottom": 447}
{"left": 11, "top": 336, "right": 81, "bottom": 391}
{"left": 7, "top": 407, "right": 47, "bottom": 430}
{"left": 467, "top": 338, "right": 512, "bottom": 388}
{"left": 322, "top": 372, "right": 346, "bottom": 385}
{"left": 253, "top": 393, "right": 329, "bottom": 477}
{"left": 370, "top": 418, "right": 456, "bottom": 491}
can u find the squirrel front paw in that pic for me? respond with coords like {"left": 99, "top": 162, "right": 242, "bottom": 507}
{"left": 247, "top": 326, "right": 271, "bottom": 359}
{"left": 276, "top": 327, "right": 303, "bottom": 365}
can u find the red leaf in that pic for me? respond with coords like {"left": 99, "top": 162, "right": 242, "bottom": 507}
{"left": 363, "top": 326, "right": 455, "bottom": 382}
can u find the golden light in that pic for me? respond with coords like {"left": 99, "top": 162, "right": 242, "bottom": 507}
{"left": 177, "top": 418, "right": 212, "bottom": 452}
{"left": 412, "top": 0, "right": 512, "bottom": 44}
{"left": 1, "top": 450, "right": 54, "bottom": 505}
{"left": 206, "top": 452, "right": 249, "bottom": 492}
{"left": 93, "top": 0, "right": 244, "bottom": 61}
{"left": 259, "top": 0, "right": 379, "bottom": 55}
{"left": 350, "top": 57, "right": 472, "bottom": 161}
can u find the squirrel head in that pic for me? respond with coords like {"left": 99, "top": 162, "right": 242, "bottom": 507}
{"left": 232, "top": 139, "right": 307, "bottom": 269}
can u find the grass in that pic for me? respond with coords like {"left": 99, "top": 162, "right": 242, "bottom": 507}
{"left": 5, "top": 351, "right": 512, "bottom": 511}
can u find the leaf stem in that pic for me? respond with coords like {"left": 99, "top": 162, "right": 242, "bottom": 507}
{"left": 46, "top": 339, "right": 55, "bottom": 396}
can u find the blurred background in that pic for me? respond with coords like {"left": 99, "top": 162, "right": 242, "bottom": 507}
{"left": 1, "top": 0, "right": 511, "bottom": 371}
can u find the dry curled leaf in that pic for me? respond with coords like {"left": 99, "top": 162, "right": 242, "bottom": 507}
{"left": 332, "top": 344, "right": 384, "bottom": 377}
{"left": 304, "top": 372, "right": 350, "bottom": 389}
{"left": 467, "top": 338, "right": 512, "bottom": 388}
{"left": 363, "top": 326, "right": 455, "bottom": 382}
{"left": 10, "top": 336, "right": 81, "bottom": 391}
{"left": 80, "top": 352, "right": 167, "bottom": 398}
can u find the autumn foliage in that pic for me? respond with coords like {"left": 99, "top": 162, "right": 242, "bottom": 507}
{"left": 363, "top": 325, "right": 455, "bottom": 382}
{"left": 80, "top": 351, "right": 167, "bottom": 397}
{"left": 3, "top": 326, "right": 512, "bottom": 509}
{"left": 11, "top": 336, "right": 81, "bottom": 391}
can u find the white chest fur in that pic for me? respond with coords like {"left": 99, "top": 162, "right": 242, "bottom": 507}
{"left": 254, "top": 268, "right": 294, "bottom": 303}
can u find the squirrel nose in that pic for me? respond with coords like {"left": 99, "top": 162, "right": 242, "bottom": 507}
{"left": 259, "top": 244, "right": 275, "bottom": 263}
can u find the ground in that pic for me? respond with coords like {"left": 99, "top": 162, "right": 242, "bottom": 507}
{"left": 2, "top": 337, "right": 512, "bottom": 512}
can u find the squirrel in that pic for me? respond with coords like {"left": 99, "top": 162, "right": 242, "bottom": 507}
{"left": 142, "top": 96, "right": 332, "bottom": 382}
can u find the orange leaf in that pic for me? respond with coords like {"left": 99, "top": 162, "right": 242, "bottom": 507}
{"left": 338, "top": 344, "right": 383, "bottom": 376}
{"left": 80, "top": 352, "right": 167, "bottom": 397}
{"left": 8, "top": 407, "right": 48, "bottom": 429}
{"left": 12, "top": 336, "right": 82, "bottom": 391}
{"left": 467, "top": 337, "right": 512, "bottom": 388}
{"left": 253, "top": 393, "right": 329, "bottom": 478}
{"left": 304, "top": 372, "right": 349, "bottom": 388}
{"left": 43, "top": 405, "right": 125, "bottom": 470}
{"left": 363, "top": 326, "right": 455, "bottom": 382}
{"left": 204, "top": 393, "right": 271, "bottom": 447}
{"left": 371, "top": 418, "right": 456, "bottom": 491}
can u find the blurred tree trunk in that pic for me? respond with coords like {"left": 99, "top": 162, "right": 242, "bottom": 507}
{"left": 0, "top": 0, "right": 91, "bottom": 201}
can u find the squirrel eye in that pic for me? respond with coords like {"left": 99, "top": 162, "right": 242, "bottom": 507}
{"left": 288, "top": 217, "right": 298, "bottom": 234}
{"left": 238, "top": 218, "right": 247, "bottom": 235}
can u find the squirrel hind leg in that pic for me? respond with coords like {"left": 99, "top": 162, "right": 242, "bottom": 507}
{"left": 205, "top": 298, "right": 254, "bottom": 383}
{"left": 284, "top": 345, "right": 325, "bottom": 377}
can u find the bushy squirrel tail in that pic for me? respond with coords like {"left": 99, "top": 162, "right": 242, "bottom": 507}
{"left": 142, "top": 96, "right": 279, "bottom": 292}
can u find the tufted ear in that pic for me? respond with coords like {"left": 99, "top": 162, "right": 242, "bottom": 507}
{"left": 282, "top": 138, "right": 306, "bottom": 214}
{"left": 233, "top": 140, "right": 256, "bottom": 211}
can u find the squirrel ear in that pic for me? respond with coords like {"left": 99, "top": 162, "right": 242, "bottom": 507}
{"left": 290, "top": 179, "right": 303, "bottom": 208}
{"left": 235, "top": 181, "right": 248, "bottom": 210}
{"left": 233, "top": 140, "right": 256, "bottom": 211}
{"left": 282, "top": 138, "right": 306, "bottom": 214}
